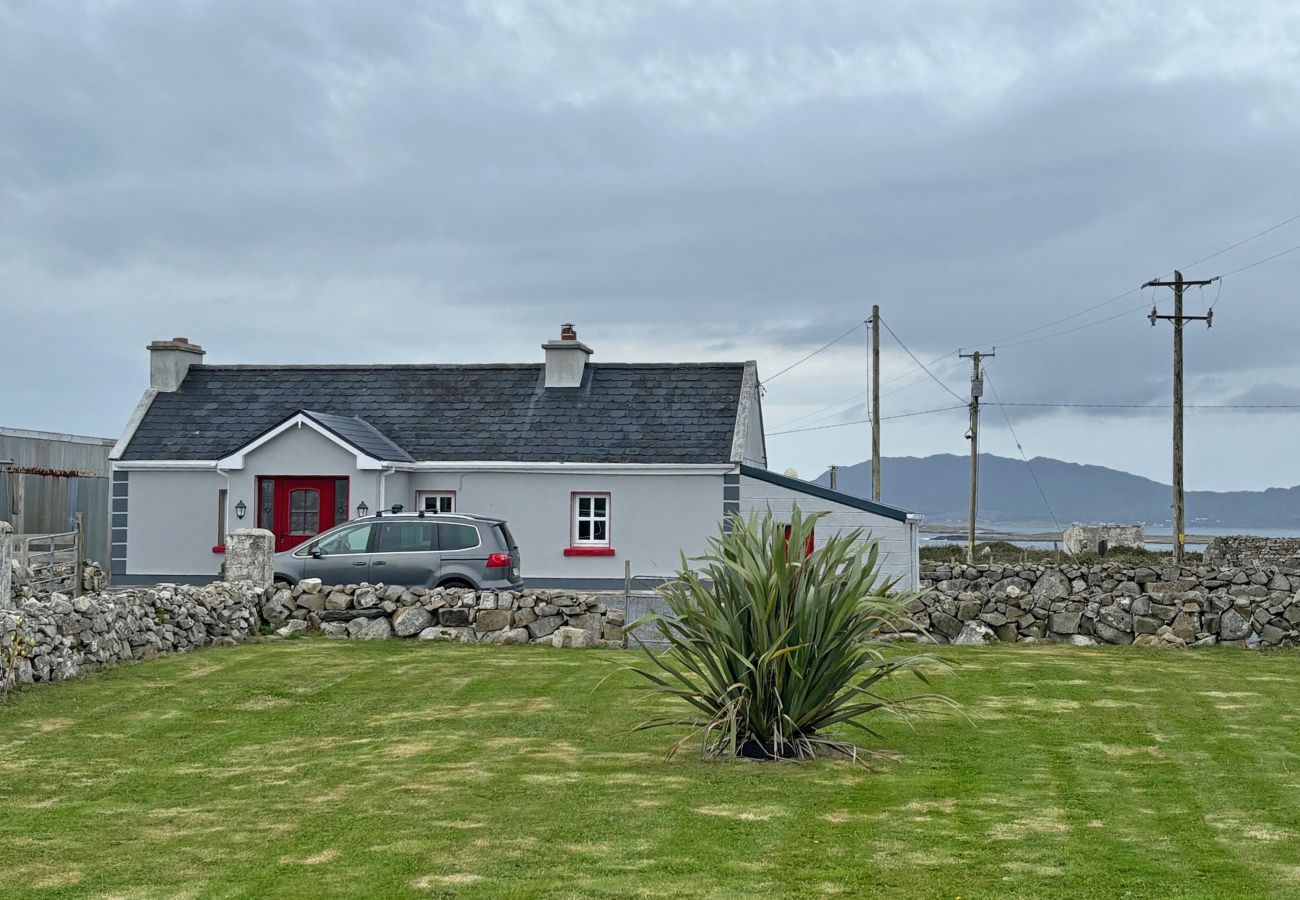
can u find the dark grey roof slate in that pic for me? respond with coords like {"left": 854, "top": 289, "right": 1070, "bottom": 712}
{"left": 123, "top": 364, "right": 746, "bottom": 464}
{"left": 299, "top": 411, "right": 415, "bottom": 463}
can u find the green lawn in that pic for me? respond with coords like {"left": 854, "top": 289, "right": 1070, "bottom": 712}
{"left": 1, "top": 641, "right": 1298, "bottom": 898}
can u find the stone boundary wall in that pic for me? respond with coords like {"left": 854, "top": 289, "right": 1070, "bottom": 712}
{"left": 1, "top": 582, "right": 263, "bottom": 688}
{"left": 910, "top": 562, "right": 1300, "bottom": 648}
{"left": 1204, "top": 535, "right": 1300, "bottom": 569}
{"left": 261, "top": 579, "right": 625, "bottom": 648}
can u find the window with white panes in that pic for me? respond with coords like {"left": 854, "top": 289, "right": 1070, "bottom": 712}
{"left": 572, "top": 493, "right": 611, "bottom": 546}
{"left": 416, "top": 491, "right": 456, "bottom": 514}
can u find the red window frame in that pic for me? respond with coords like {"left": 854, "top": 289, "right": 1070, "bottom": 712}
{"left": 565, "top": 491, "right": 615, "bottom": 557}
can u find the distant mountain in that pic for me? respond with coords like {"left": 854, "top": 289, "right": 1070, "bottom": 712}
{"left": 814, "top": 454, "right": 1300, "bottom": 529}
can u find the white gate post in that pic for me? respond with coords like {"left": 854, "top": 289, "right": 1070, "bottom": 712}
{"left": 222, "top": 528, "right": 275, "bottom": 586}
{"left": 0, "top": 521, "right": 13, "bottom": 609}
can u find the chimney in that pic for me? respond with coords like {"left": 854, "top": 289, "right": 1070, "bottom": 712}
{"left": 542, "top": 323, "right": 592, "bottom": 388}
{"left": 148, "top": 336, "right": 205, "bottom": 392}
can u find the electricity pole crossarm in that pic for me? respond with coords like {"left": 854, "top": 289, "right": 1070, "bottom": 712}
{"left": 959, "top": 349, "right": 995, "bottom": 564}
{"left": 1143, "top": 269, "right": 1219, "bottom": 566}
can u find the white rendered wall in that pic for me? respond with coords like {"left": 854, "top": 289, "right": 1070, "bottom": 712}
{"left": 405, "top": 470, "right": 723, "bottom": 582}
{"left": 738, "top": 475, "right": 919, "bottom": 590}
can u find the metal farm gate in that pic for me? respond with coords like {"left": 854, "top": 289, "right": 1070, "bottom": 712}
{"left": 0, "top": 428, "right": 113, "bottom": 575}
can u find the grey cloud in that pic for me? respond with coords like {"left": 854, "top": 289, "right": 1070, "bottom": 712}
{"left": 2, "top": 0, "right": 1300, "bottom": 486}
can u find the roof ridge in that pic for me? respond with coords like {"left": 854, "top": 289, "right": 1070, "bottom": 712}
{"left": 190, "top": 362, "right": 747, "bottom": 371}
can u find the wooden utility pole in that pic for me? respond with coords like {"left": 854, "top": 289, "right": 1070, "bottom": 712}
{"left": 1144, "top": 270, "right": 1216, "bottom": 566}
{"left": 960, "top": 349, "right": 994, "bottom": 564}
{"left": 870, "top": 305, "right": 881, "bottom": 501}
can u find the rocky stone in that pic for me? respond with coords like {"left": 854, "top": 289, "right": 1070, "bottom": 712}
{"left": 355, "top": 617, "right": 394, "bottom": 640}
{"left": 1133, "top": 615, "right": 1162, "bottom": 635}
{"left": 1260, "top": 623, "right": 1286, "bottom": 645}
{"left": 320, "top": 622, "right": 350, "bottom": 639}
{"left": 1093, "top": 621, "right": 1134, "bottom": 645}
{"left": 392, "top": 606, "right": 434, "bottom": 637}
{"left": 1047, "top": 610, "right": 1082, "bottom": 635}
{"left": 438, "top": 607, "right": 471, "bottom": 627}
{"left": 552, "top": 626, "right": 595, "bottom": 649}
{"left": 276, "top": 620, "right": 308, "bottom": 637}
{"left": 417, "top": 626, "right": 467, "bottom": 642}
{"left": 299, "top": 578, "right": 323, "bottom": 594}
{"left": 298, "top": 592, "right": 327, "bottom": 614}
{"left": 1170, "top": 611, "right": 1200, "bottom": 642}
{"left": 953, "top": 621, "right": 997, "bottom": 645}
{"left": 1031, "top": 570, "right": 1069, "bottom": 602}
{"left": 527, "top": 615, "right": 563, "bottom": 640}
{"left": 498, "top": 628, "right": 530, "bottom": 645}
{"left": 475, "top": 609, "right": 512, "bottom": 633}
{"left": 929, "top": 611, "right": 961, "bottom": 638}
{"left": 1219, "top": 608, "right": 1251, "bottom": 641}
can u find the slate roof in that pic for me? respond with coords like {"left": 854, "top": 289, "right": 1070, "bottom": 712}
{"left": 122, "top": 364, "right": 748, "bottom": 464}
{"left": 298, "top": 411, "right": 415, "bottom": 463}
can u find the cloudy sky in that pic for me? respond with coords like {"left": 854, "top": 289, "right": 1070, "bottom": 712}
{"left": 3, "top": 0, "right": 1299, "bottom": 491}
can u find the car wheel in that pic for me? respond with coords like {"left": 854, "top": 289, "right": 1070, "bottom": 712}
{"left": 439, "top": 577, "right": 474, "bottom": 590}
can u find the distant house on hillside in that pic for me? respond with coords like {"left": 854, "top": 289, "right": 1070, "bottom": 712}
{"left": 109, "top": 327, "right": 921, "bottom": 588}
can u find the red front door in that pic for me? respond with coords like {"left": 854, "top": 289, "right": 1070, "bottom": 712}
{"left": 258, "top": 477, "right": 347, "bottom": 552}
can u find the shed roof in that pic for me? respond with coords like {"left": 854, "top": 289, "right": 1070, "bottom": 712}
{"left": 122, "top": 363, "right": 748, "bottom": 465}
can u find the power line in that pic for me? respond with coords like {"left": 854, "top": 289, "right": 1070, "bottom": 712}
{"left": 878, "top": 317, "right": 966, "bottom": 403}
{"left": 768, "top": 356, "right": 969, "bottom": 432}
{"left": 981, "top": 213, "right": 1300, "bottom": 348}
{"left": 767, "top": 404, "right": 966, "bottom": 437}
{"left": 995, "top": 402, "right": 1300, "bottom": 410}
{"left": 1180, "top": 212, "right": 1300, "bottom": 273}
{"left": 1219, "top": 241, "right": 1300, "bottom": 279}
{"left": 761, "top": 321, "right": 864, "bottom": 385}
{"left": 983, "top": 370, "right": 1061, "bottom": 532}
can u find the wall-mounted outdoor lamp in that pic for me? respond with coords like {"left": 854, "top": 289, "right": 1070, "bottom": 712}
{"left": 356, "top": 501, "right": 369, "bottom": 517}
{"left": 234, "top": 500, "right": 247, "bottom": 520}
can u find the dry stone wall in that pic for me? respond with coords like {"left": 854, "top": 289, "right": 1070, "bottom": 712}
{"left": 1204, "top": 535, "right": 1300, "bottom": 569}
{"left": 910, "top": 562, "right": 1300, "bottom": 648}
{"left": 260, "top": 579, "right": 625, "bottom": 648}
{"left": 1, "top": 582, "right": 263, "bottom": 688}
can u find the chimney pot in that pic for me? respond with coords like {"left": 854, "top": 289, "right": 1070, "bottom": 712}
{"left": 560, "top": 323, "right": 577, "bottom": 341}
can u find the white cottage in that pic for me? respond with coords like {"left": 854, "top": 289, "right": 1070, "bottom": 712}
{"left": 109, "top": 327, "right": 921, "bottom": 588}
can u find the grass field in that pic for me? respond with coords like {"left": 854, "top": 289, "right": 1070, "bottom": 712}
{"left": 1, "top": 640, "right": 1298, "bottom": 898}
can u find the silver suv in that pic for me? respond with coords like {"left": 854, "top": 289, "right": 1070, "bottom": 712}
{"left": 272, "top": 512, "right": 522, "bottom": 589}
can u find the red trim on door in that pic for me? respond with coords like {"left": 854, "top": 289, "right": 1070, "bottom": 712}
{"left": 564, "top": 547, "right": 616, "bottom": 557}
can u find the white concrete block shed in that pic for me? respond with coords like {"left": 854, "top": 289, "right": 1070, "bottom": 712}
{"left": 109, "top": 328, "right": 921, "bottom": 589}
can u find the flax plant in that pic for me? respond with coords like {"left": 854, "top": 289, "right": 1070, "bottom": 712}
{"left": 630, "top": 507, "right": 950, "bottom": 761}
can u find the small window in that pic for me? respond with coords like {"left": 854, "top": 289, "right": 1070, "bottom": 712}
{"left": 439, "top": 523, "right": 480, "bottom": 552}
{"left": 417, "top": 491, "right": 456, "bottom": 514}
{"left": 316, "top": 524, "right": 374, "bottom": 555}
{"left": 288, "top": 489, "right": 320, "bottom": 535}
{"left": 573, "top": 494, "right": 610, "bottom": 546}
{"left": 375, "top": 521, "right": 438, "bottom": 553}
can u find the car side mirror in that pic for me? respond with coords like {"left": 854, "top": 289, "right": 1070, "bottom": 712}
{"left": 311, "top": 547, "right": 323, "bottom": 559}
